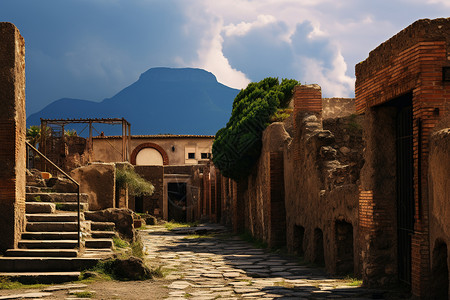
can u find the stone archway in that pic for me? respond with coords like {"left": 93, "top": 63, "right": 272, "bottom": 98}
{"left": 130, "top": 143, "right": 169, "bottom": 165}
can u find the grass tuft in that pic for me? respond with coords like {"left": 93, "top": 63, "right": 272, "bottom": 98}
{"left": 0, "top": 276, "right": 48, "bottom": 290}
{"left": 345, "top": 275, "right": 362, "bottom": 286}
{"left": 73, "top": 291, "right": 94, "bottom": 298}
{"left": 113, "top": 236, "right": 130, "bottom": 249}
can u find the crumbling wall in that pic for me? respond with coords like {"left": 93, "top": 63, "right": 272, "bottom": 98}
{"left": 284, "top": 110, "right": 363, "bottom": 275}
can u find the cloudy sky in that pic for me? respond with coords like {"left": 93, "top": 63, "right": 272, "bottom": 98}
{"left": 1, "top": 0, "right": 450, "bottom": 115}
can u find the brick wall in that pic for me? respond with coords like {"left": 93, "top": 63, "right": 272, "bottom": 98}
{"left": 355, "top": 18, "right": 450, "bottom": 297}
{"left": 0, "top": 23, "right": 26, "bottom": 252}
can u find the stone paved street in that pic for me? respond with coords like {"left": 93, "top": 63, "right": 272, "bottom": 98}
{"left": 141, "top": 225, "right": 386, "bottom": 300}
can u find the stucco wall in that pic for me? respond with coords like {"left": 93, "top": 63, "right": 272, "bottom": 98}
{"left": 92, "top": 136, "right": 213, "bottom": 165}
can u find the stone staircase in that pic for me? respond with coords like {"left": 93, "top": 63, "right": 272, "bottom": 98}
{"left": 0, "top": 175, "right": 116, "bottom": 283}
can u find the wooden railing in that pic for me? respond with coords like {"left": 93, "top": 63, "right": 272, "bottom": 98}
{"left": 25, "top": 141, "right": 81, "bottom": 248}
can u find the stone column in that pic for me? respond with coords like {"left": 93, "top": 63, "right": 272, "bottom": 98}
{"left": 0, "top": 22, "right": 26, "bottom": 252}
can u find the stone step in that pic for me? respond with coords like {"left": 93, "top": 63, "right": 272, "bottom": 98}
{"left": 26, "top": 213, "right": 81, "bottom": 222}
{"left": 91, "top": 231, "right": 116, "bottom": 239}
{"left": 84, "top": 238, "right": 113, "bottom": 249}
{"left": 0, "top": 257, "right": 98, "bottom": 272}
{"left": 26, "top": 222, "right": 78, "bottom": 232}
{"left": 26, "top": 192, "right": 88, "bottom": 203}
{"left": 18, "top": 239, "right": 79, "bottom": 249}
{"left": 91, "top": 222, "right": 115, "bottom": 231}
{"left": 26, "top": 202, "right": 56, "bottom": 214}
{"left": 54, "top": 202, "right": 89, "bottom": 212}
{"left": 0, "top": 271, "right": 81, "bottom": 284}
{"left": 5, "top": 249, "right": 78, "bottom": 257}
{"left": 21, "top": 231, "right": 79, "bottom": 240}
{"left": 26, "top": 186, "right": 55, "bottom": 193}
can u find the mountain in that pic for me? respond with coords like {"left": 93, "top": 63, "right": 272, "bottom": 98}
{"left": 27, "top": 68, "right": 240, "bottom": 135}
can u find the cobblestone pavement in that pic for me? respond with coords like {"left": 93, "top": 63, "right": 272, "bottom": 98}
{"left": 141, "top": 225, "right": 387, "bottom": 300}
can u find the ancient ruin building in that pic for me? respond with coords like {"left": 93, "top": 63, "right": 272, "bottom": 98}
{"left": 355, "top": 18, "right": 450, "bottom": 298}
{"left": 214, "top": 18, "right": 450, "bottom": 299}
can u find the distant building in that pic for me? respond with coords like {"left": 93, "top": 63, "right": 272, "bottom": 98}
{"left": 92, "top": 134, "right": 214, "bottom": 166}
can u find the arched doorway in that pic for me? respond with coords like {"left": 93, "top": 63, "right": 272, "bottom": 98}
{"left": 130, "top": 142, "right": 169, "bottom": 166}
{"left": 136, "top": 148, "right": 163, "bottom": 166}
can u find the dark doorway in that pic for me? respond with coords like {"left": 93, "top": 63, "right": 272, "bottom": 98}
{"left": 168, "top": 182, "right": 187, "bottom": 222}
{"left": 313, "top": 228, "right": 325, "bottom": 266}
{"left": 394, "top": 94, "right": 414, "bottom": 285}
{"left": 135, "top": 196, "right": 144, "bottom": 213}
{"left": 293, "top": 225, "right": 305, "bottom": 256}
{"left": 335, "top": 221, "right": 354, "bottom": 274}
{"left": 431, "top": 240, "right": 448, "bottom": 299}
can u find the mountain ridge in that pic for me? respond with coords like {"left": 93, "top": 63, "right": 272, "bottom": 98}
{"left": 27, "top": 67, "right": 240, "bottom": 135}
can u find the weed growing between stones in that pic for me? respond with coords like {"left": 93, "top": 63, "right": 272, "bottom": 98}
{"left": 164, "top": 221, "right": 198, "bottom": 231}
{"left": 344, "top": 276, "right": 362, "bottom": 286}
{"left": 72, "top": 291, "right": 94, "bottom": 298}
{"left": 182, "top": 234, "right": 215, "bottom": 239}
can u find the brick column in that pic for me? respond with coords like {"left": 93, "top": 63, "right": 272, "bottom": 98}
{"left": 293, "top": 84, "right": 322, "bottom": 117}
{"left": 292, "top": 84, "right": 322, "bottom": 163}
{"left": 0, "top": 23, "right": 26, "bottom": 252}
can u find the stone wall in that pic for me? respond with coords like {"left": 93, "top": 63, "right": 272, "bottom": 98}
{"left": 284, "top": 109, "right": 363, "bottom": 275}
{"left": 71, "top": 163, "right": 116, "bottom": 210}
{"left": 322, "top": 98, "right": 355, "bottom": 119}
{"left": 0, "top": 23, "right": 26, "bottom": 252}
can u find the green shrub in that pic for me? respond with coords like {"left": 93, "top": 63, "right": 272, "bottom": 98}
{"left": 116, "top": 167, "right": 154, "bottom": 196}
{"left": 270, "top": 108, "right": 293, "bottom": 122}
{"left": 212, "top": 78, "right": 299, "bottom": 180}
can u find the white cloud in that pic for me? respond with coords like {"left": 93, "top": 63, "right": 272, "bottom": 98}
{"left": 426, "top": 0, "right": 450, "bottom": 7}
{"left": 190, "top": 19, "right": 251, "bottom": 89}
{"left": 223, "top": 15, "right": 277, "bottom": 37}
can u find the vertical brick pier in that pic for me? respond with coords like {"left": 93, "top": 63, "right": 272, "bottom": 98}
{"left": 0, "top": 22, "right": 26, "bottom": 252}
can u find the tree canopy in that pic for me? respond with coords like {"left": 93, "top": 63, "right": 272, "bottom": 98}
{"left": 212, "top": 77, "right": 299, "bottom": 180}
